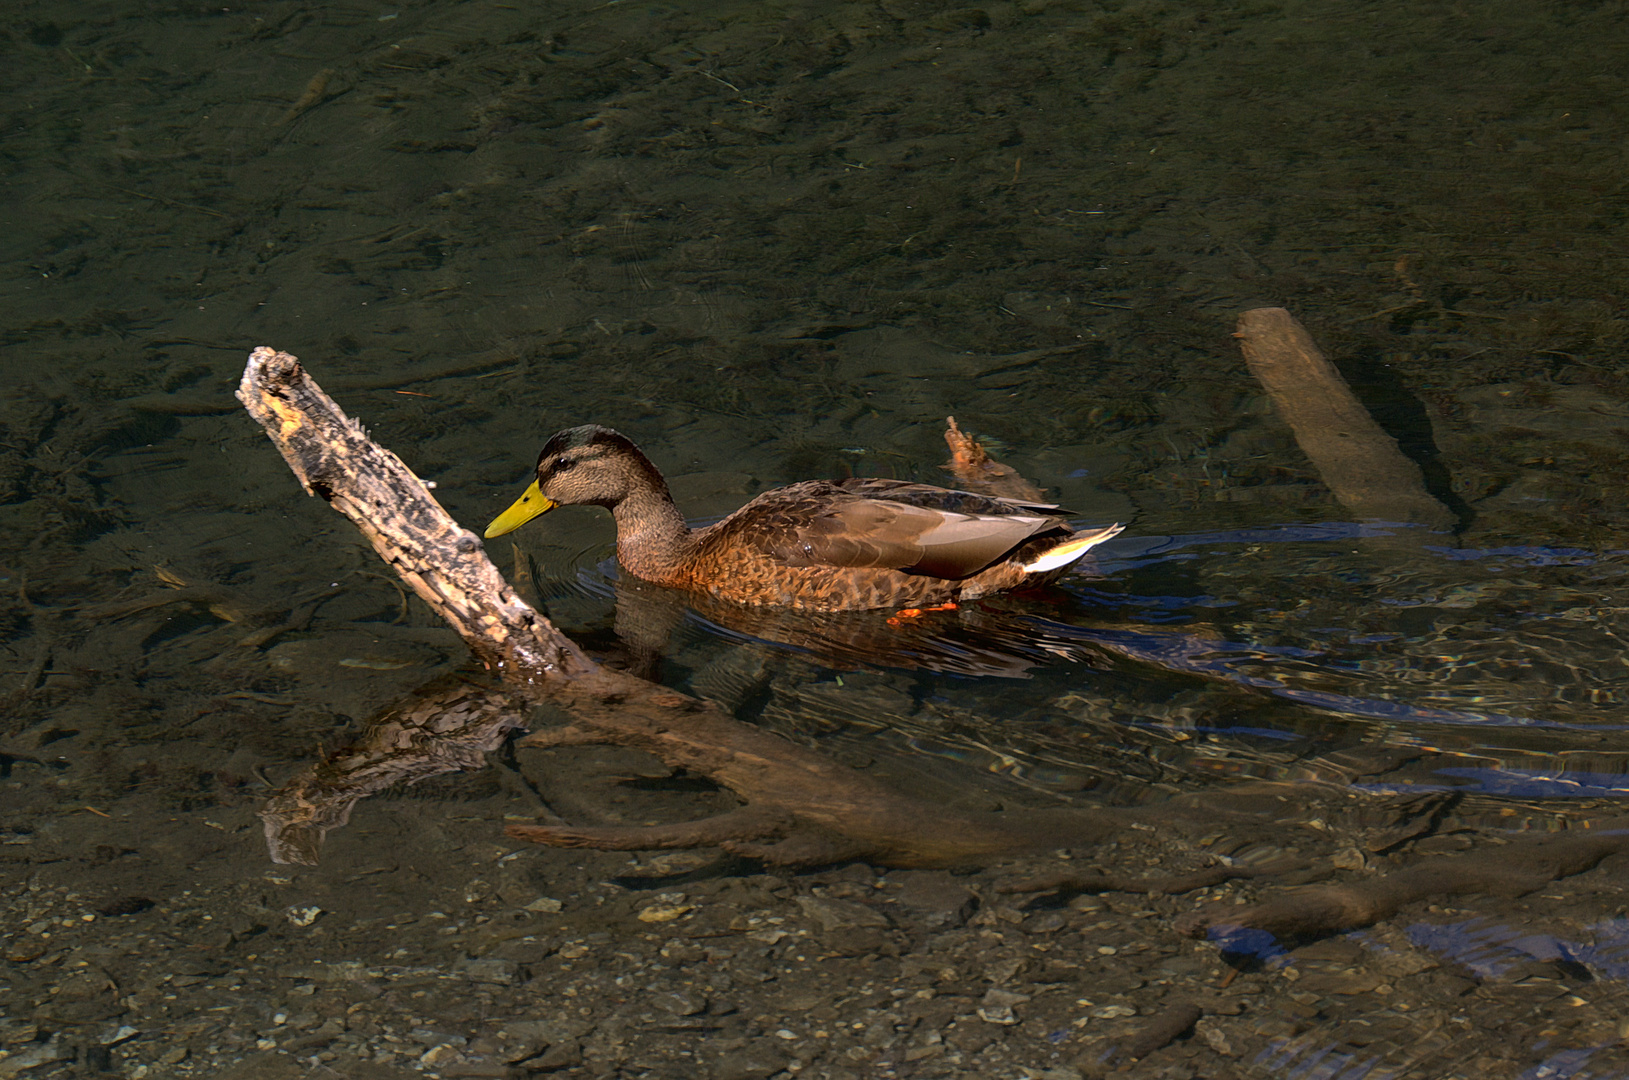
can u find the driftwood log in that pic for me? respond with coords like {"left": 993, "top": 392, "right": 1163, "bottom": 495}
{"left": 1235, "top": 307, "right": 1455, "bottom": 529}
{"left": 238, "top": 347, "right": 1139, "bottom": 867}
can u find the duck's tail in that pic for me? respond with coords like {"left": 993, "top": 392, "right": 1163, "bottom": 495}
{"left": 1021, "top": 523, "right": 1125, "bottom": 573}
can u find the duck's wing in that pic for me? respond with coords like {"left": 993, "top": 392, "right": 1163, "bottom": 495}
{"left": 740, "top": 480, "right": 1068, "bottom": 579}
{"left": 836, "top": 476, "right": 1064, "bottom": 518}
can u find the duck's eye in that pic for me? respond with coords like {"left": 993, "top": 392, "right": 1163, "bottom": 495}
{"left": 552, "top": 456, "right": 576, "bottom": 472}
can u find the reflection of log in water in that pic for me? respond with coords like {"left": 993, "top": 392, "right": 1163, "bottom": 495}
{"left": 610, "top": 571, "right": 1114, "bottom": 679}
{"left": 259, "top": 675, "right": 526, "bottom": 865}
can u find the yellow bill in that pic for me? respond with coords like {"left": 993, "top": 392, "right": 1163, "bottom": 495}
{"left": 483, "top": 479, "right": 558, "bottom": 538}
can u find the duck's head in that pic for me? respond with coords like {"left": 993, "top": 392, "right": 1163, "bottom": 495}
{"left": 483, "top": 425, "right": 669, "bottom": 538}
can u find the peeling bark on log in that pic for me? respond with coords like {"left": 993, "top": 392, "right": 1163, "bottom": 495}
{"left": 1236, "top": 307, "right": 1455, "bottom": 529}
{"left": 238, "top": 347, "right": 1138, "bottom": 867}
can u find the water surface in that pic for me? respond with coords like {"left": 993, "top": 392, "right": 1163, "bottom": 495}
{"left": 4, "top": 1, "right": 1629, "bottom": 1077}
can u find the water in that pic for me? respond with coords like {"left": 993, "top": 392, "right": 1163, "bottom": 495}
{"left": 5, "top": 1, "right": 1629, "bottom": 1076}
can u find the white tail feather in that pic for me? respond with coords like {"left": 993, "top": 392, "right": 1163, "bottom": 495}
{"left": 1021, "top": 523, "right": 1125, "bottom": 573}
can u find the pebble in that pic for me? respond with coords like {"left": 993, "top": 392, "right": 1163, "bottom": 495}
{"left": 983, "top": 988, "right": 1033, "bottom": 1008}
{"left": 0, "top": 1035, "right": 71, "bottom": 1077}
{"left": 652, "top": 991, "right": 707, "bottom": 1016}
{"left": 1026, "top": 911, "right": 1069, "bottom": 934}
{"left": 454, "top": 958, "right": 519, "bottom": 985}
{"left": 637, "top": 903, "right": 695, "bottom": 923}
{"left": 285, "top": 905, "right": 323, "bottom": 927}
{"left": 0, "top": 1022, "right": 38, "bottom": 1047}
{"left": 795, "top": 896, "right": 891, "bottom": 931}
{"left": 713, "top": 1039, "right": 790, "bottom": 1080}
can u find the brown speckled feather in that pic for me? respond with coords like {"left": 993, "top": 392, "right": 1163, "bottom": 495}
{"left": 485, "top": 426, "right": 1123, "bottom": 612}
{"left": 718, "top": 479, "right": 1065, "bottom": 577}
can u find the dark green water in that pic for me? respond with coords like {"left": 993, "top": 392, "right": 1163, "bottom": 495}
{"left": 5, "top": 1, "right": 1629, "bottom": 1077}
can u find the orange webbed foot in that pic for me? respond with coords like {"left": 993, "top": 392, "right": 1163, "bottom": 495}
{"left": 885, "top": 601, "right": 957, "bottom": 626}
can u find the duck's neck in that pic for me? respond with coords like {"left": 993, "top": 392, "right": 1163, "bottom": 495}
{"left": 610, "top": 483, "right": 698, "bottom": 585}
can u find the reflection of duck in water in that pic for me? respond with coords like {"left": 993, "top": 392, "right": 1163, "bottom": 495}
{"left": 599, "top": 571, "right": 1114, "bottom": 679}
{"left": 485, "top": 425, "right": 1123, "bottom": 613}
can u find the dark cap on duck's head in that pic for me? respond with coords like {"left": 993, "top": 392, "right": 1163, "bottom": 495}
{"left": 485, "top": 425, "right": 671, "bottom": 538}
{"left": 535, "top": 423, "right": 627, "bottom": 465}
{"left": 533, "top": 425, "right": 668, "bottom": 497}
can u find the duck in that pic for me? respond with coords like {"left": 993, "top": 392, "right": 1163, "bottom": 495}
{"left": 483, "top": 425, "right": 1124, "bottom": 612}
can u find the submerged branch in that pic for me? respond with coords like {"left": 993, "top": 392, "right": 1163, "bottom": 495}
{"left": 1235, "top": 307, "right": 1454, "bottom": 529}
{"left": 1175, "top": 825, "right": 1629, "bottom": 948}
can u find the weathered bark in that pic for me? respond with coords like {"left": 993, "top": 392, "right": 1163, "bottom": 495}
{"left": 238, "top": 347, "right": 1136, "bottom": 867}
{"left": 1236, "top": 307, "right": 1455, "bottom": 529}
